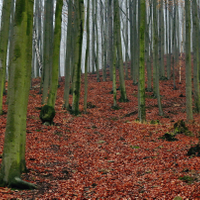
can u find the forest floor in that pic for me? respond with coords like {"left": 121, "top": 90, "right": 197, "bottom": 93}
{"left": 0, "top": 68, "right": 200, "bottom": 199}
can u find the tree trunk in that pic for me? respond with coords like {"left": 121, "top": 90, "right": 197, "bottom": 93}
{"left": 185, "top": 0, "right": 193, "bottom": 120}
{"left": 63, "top": 0, "right": 73, "bottom": 109}
{"left": 0, "top": 0, "right": 36, "bottom": 189}
{"left": 0, "top": 0, "right": 12, "bottom": 115}
{"left": 42, "top": 0, "right": 54, "bottom": 104}
{"left": 72, "top": 0, "right": 84, "bottom": 115}
{"left": 153, "top": 0, "right": 164, "bottom": 116}
{"left": 107, "top": 0, "right": 113, "bottom": 80}
{"left": 84, "top": 0, "right": 90, "bottom": 112}
{"left": 47, "top": 0, "right": 63, "bottom": 107}
{"left": 114, "top": 0, "right": 127, "bottom": 102}
{"left": 192, "top": 0, "right": 200, "bottom": 113}
{"left": 138, "top": 0, "right": 146, "bottom": 123}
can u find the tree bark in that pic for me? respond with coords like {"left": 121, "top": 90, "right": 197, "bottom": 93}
{"left": 138, "top": 0, "right": 146, "bottom": 122}
{"left": 72, "top": 0, "right": 84, "bottom": 115}
{"left": 0, "top": 0, "right": 12, "bottom": 115}
{"left": 0, "top": 0, "right": 36, "bottom": 189}
{"left": 185, "top": 0, "right": 193, "bottom": 120}
{"left": 47, "top": 0, "right": 63, "bottom": 107}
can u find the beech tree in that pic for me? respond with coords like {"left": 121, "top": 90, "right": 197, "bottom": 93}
{"left": 138, "top": 0, "right": 146, "bottom": 123}
{"left": 185, "top": 0, "right": 193, "bottom": 120}
{"left": 0, "top": 0, "right": 12, "bottom": 115}
{"left": 72, "top": 0, "right": 84, "bottom": 115}
{"left": 114, "top": 0, "right": 127, "bottom": 102}
{"left": 63, "top": 0, "right": 73, "bottom": 110}
{"left": 47, "top": 0, "right": 63, "bottom": 107}
{"left": 42, "top": 0, "right": 54, "bottom": 104}
{"left": 0, "top": 0, "right": 36, "bottom": 189}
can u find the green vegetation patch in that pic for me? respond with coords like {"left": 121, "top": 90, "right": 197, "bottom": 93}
{"left": 178, "top": 175, "right": 195, "bottom": 184}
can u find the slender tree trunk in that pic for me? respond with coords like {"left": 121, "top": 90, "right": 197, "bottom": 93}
{"left": 129, "top": 0, "right": 133, "bottom": 79}
{"left": 133, "top": 0, "right": 138, "bottom": 85}
{"left": 159, "top": 0, "right": 165, "bottom": 78}
{"left": 114, "top": 0, "right": 127, "bottom": 102}
{"left": 192, "top": 0, "right": 200, "bottom": 113}
{"left": 185, "top": 0, "right": 193, "bottom": 120}
{"left": 166, "top": 0, "right": 171, "bottom": 80}
{"left": 138, "top": 0, "right": 146, "bottom": 122}
{"left": 0, "top": 0, "right": 12, "bottom": 115}
{"left": 153, "top": 0, "right": 164, "bottom": 116}
{"left": 47, "top": 0, "right": 63, "bottom": 107}
{"left": 101, "top": 0, "right": 106, "bottom": 81}
{"left": 42, "top": 0, "right": 54, "bottom": 104}
{"left": 63, "top": 0, "right": 73, "bottom": 109}
{"left": 95, "top": 0, "right": 100, "bottom": 82}
{"left": 72, "top": 0, "right": 84, "bottom": 115}
{"left": 107, "top": 0, "right": 113, "bottom": 80}
{"left": 146, "top": 2, "right": 152, "bottom": 92}
{"left": 84, "top": 0, "right": 90, "bottom": 112}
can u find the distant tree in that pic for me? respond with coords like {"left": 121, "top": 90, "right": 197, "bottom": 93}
{"left": 158, "top": 0, "right": 165, "bottom": 78}
{"left": 63, "top": 0, "right": 73, "bottom": 110}
{"left": 0, "top": 0, "right": 12, "bottom": 115}
{"left": 185, "top": 0, "right": 193, "bottom": 120}
{"left": 153, "top": 0, "right": 164, "bottom": 116}
{"left": 84, "top": 0, "right": 90, "bottom": 112}
{"left": 138, "top": 0, "right": 146, "bottom": 123}
{"left": 114, "top": 0, "right": 128, "bottom": 102}
{"left": 107, "top": 0, "right": 113, "bottom": 81}
{"left": 0, "top": 0, "right": 36, "bottom": 189}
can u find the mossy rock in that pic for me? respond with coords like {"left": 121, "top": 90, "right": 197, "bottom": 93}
{"left": 111, "top": 105, "right": 121, "bottom": 110}
{"left": 187, "top": 144, "right": 200, "bottom": 157}
{"left": 150, "top": 119, "right": 160, "bottom": 124}
{"left": 159, "top": 133, "right": 178, "bottom": 141}
{"left": 174, "top": 120, "right": 188, "bottom": 133}
{"left": 40, "top": 105, "right": 55, "bottom": 125}
{"left": 159, "top": 76, "right": 168, "bottom": 81}
{"left": 178, "top": 175, "right": 195, "bottom": 184}
{"left": 173, "top": 196, "right": 183, "bottom": 200}
{"left": 173, "top": 120, "right": 193, "bottom": 136}
{"left": 87, "top": 102, "right": 96, "bottom": 108}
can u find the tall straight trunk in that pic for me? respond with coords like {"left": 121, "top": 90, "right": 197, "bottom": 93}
{"left": 47, "top": 0, "right": 63, "bottom": 107}
{"left": 113, "top": 46, "right": 117, "bottom": 107}
{"left": 84, "top": 0, "right": 90, "bottom": 112}
{"left": 129, "top": 0, "right": 133, "bottom": 79}
{"left": 107, "top": 0, "right": 113, "bottom": 80}
{"left": 192, "top": 0, "right": 200, "bottom": 113}
{"left": 0, "top": 0, "right": 36, "bottom": 189}
{"left": 185, "top": 0, "right": 193, "bottom": 120}
{"left": 101, "top": 0, "right": 106, "bottom": 81}
{"left": 133, "top": 0, "right": 138, "bottom": 85}
{"left": 159, "top": 0, "right": 165, "bottom": 78}
{"left": 172, "top": 1, "right": 176, "bottom": 89}
{"left": 42, "top": 0, "right": 54, "bottom": 104}
{"left": 138, "top": 0, "right": 146, "bottom": 123}
{"left": 146, "top": 2, "right": 152, "bottom": 92}
{"left": 125, "top": 0, "right": 129, "bottom": 80}
{"left": 72, "top": 0, "right": 84, "bottom": 115}
{"left": 0, "top": 0, "right": 12, "bottom": 115}
{"left": 91, "top": 0, "right": 95, "bottom": 73}
{"left": 6, "top": 0, "right": 15, "bottom": 106}
{"left": 64, "top": 0, "right": 73, "bottom": 109}
{"left": 153, "top": 0, "right": 163, "bottom": 116}
{"left": 114, "top": 0, "right": 127, "bottom": 102}
{"left": 95, "top": 0, "right": 100, "bottom": 82}
{"left": 166, "top": 0, "right": 171, "bottom": 80}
